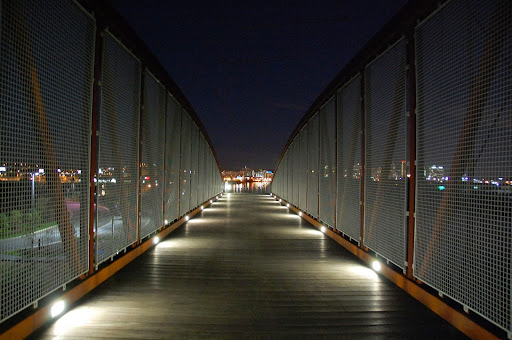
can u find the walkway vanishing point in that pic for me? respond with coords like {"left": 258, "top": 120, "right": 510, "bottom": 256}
{"left": 32, "top": 193, "right": 465, "bottom": 339}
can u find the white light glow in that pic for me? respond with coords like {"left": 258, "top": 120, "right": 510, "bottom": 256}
{"left": 372, "top": 261, "right": 381, "bottom": 272}
{"left": 348, "top": 265, "right": 378, "bottom": 279}
{"left": 51, "top": 300, "right": 65, "bottom": 318}
{"left": 279, "top": 199, "right": 282, "bottom": 203}
{"left": 185, "top": 216, "right": 189, "bottom": 221}
{"left": 164, "top": 220, "right": 168, "bottom": 225}
{"left": 210, "top": 200, "right": 213, "bottom": 203}
{"left": 153, "top": 236, "right": 160, "bottom": 244}
{"left": 298, "top": 212, "right": 302, "bottom": 217}
{"left": 216, "top": 196, "right": 219, "bottom": 199}
{"left": 320, "top": 226, "right": 326, "bottom": 233}
{"left": 286, "top": 203, "right": 290, "bottom": 208}
{"left": 201, "top": 206, "right": 204, "bottom": 210}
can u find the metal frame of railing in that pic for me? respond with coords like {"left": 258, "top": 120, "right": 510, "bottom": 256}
{"left": 272, "top": 0, "right": 512, "bottom": 337}
{"left": 0, "top": 0, "right": 223, "bottom": 331}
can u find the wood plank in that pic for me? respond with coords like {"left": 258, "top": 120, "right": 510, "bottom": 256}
{"left": 32, "top": 193, "right": 467, "bottom": 339}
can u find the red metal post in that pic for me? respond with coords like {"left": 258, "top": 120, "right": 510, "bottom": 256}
{"left": 88, "top": 26, "right": 104, "bottom": 275}
{"left": 406, "top": 32, "right": 417, "bottom": 280}
{"left": 359, "top": 72, "right": 366, "bottom": 249}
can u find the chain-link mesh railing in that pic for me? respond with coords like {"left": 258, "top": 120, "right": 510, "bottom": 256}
{"left": 364, "top": 39, "right": 407, "bottom": 270}
{"left": 140, "top": 71, "right": 165, "bottom": 239}
{"left": 0, "top": 0, "right": 94, "bottom": 322}
{"left": 319, "top": 98, "right": 336, "bottom": 227}
{"left": 307, "top": 113, "right": 319, "bottom": 218}
{"left": 0, "top": 0, "right": 222, "bottom": 324}
{"left": 299, "top": 127, "right": 308, "bottom": 209}
{"left": 164, "top": 95, "right": 181, "bottom": 224}
{"left": 271, "top": 0, "right": 511, "bottom": 335}
{"left": 97, "top": 31, "right": 140, "bottom": 265}
{"left": 414, "top": 0, "right": 512, "bottom": 331}
{"left": 336, "top": 75, "right": 362, "bottom": 243}
{"left": 179, "top": 112, "right": 191, "bottom": 217}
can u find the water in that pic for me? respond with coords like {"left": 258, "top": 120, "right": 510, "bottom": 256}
{"left": 223, "top": 181, "right": 271, "bottom": 194}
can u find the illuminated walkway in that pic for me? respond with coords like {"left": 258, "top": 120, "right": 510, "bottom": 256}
{"left": 33, "top": 193, "right": 465, "bottom": 338}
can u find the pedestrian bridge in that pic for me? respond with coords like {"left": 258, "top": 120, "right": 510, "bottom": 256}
{"left": 0, "top": 0, "right": 510, "bottom": 339}
{"left": 32, "top": 192, "right": 464, "bottom": 338}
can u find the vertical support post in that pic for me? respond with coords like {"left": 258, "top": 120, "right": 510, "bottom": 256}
{"left": 406, "top": 32, "right": 417, "bottom": 279}
{"left": 360, "top": 72, "right": 366, "bottom": 249}
{"left": 88, "top": 25, "right": 104, "bottom": 275}
{"left": 136, "top": 69, "right": 144, "bottom": 245}
{"left": 333, "top": 95, "right": 338, "bottom": 231}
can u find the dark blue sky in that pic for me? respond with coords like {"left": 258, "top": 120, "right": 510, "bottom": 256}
{"left": 110, "top": 0, "right": 407, "bottom": 170}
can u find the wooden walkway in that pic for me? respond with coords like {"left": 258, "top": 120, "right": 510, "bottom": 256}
{"left": 33, "top": 193, "right": 466, "bottom": 339}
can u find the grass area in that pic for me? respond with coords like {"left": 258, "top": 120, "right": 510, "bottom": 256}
{"left": 0, "top": 221, "right": 58, "bottom": 240}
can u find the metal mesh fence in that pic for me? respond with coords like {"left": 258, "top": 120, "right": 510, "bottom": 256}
{"left": 164, "top": 95, "right": 181, "bottom": 223}
{"left": 140, "top": 71, "right": 165, "bottom": 239}
{"left": 364, "top": 39, "right": 407, "bottom": 270}
{"left": 280, "top": 153, "right": 287, "bottom": 200}
{"left": 179, "top": 112, "right": 191, "bottom": 216}
{"left": 96, "top": 31, "right": 140, "bottom": 265}
{"left": 307, "top": 113, "right": 319, "bottom": 217}
{"left": 414, "top": 0, "right": 512, "bottom": 331}
{"left": 198, "top": 134, "right": 205, "bottom": 204}
{"left": 190, "top": 123, "right": 198, "bottom": 209}
{"left": 287, "top": 147, "right": 293, "bottom": 202}
{"left": 207, "top": 151, "right": 212, "bottom": 199}
{"left": 0, "top": 0, "right": 94, "bottom": 321}
{"left": 319, "top": 98, "right": 336, "bottom": 227}
{"left": 299, "top": 126, "right": 308, "bottom": 209}
{"left": 336, "top": 76, "right": 362, "bottom": 243}
{"left": 292, "top": 140, "right": 299, "bottom": 206}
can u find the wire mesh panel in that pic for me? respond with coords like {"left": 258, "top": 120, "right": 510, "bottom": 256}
{"left": 140, "top": 71, "right": 165, "bottom": 239}
{"left": 206, "top": 151, "right": 212, "bottom": 199}
{"left": 287, "top": 146, "right": 293, "bottom": 202}
{"left": 319, "top": 98, "right": 336, "bottom": 227}
{"left": 364, "top": 39, "right": 407, "bottom": 269}
{"left": 0, "top": 0, "right": 94, "bottom": 322}
{"left": 299, "top": 126, "right": 308, "bottom": 210}
{"left": 190, "top": 122, "right": 199, "bottom": 209}
{"left": 179, "top": 112, "right": 191, "bottom": 216}
{"left": 414, "top": 0, "right": 512, "bottom": 332}
{"left": 96, "top": 32, "right": 140, "bottom": 264}
{"left": 198, "top": 134, "right": 206, "bottom": 204}
{"left": 336, "top": 76, "right": 362, "bottom": 242}
{"left": 164, "top": 95, "right": 181, "bottom": 223}
{"left": 207, "top": 151, "right": 212, "bottom": 199}
{"left": 279, "top": 153, "right": 286, "bottom": 200}
{"left": 293, "top": 140, "right": 300, "bottom": 206}
{"left": 307, "top": 113, "right": 319, "bottom": 218}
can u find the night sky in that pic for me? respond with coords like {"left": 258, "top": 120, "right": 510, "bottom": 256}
{"left": 109, "top": 0, "right": 407, "bottom": 170}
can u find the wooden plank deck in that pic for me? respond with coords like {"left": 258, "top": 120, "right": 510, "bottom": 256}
{"left": 32, "top": 193, "right": 466, "bottom": 339}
